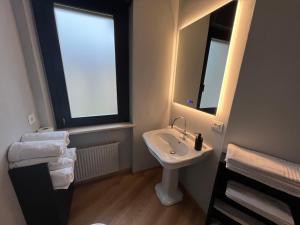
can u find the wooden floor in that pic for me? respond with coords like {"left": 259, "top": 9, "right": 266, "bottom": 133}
{"left": 68, "top": 168, "right": 205, "bottom": 225}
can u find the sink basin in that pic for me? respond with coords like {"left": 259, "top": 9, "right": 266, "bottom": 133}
{"left": 143, "top": 127, "right": 213, "bottom": 206}
{"left": 143, "top": 128, "right": 212, "bottom": 170}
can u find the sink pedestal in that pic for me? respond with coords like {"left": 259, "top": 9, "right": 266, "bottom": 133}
{"left": 143, "top": 128, "right": 213, "bottom": 206}
{"left": 155, "top": 168, "right": 183, "bottom": 206}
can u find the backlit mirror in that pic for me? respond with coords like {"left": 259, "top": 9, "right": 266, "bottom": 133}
{"left": 173, "top": 1, "right": 237, "bottom": 115}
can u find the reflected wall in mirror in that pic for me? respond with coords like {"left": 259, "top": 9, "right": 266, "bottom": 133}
{"left": 173, "top": 1, "right": 237, "bottom": 115}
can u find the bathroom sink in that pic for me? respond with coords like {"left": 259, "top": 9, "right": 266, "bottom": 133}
{"left": 143, "top": 128, "right": 212, "bottom": 169}
{"left": 143, "top": 127, "right": 213, "bottom": 206}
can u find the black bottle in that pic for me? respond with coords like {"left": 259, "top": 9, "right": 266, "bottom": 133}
{"left": 194, "top": 133, "right": 203, "bottom": 151}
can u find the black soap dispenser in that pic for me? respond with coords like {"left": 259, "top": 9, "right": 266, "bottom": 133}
{"left": 194, "top": 133, "right": 203, "bottom": 151}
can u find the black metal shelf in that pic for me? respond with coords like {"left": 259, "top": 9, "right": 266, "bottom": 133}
{"left": 205, "top": 153, "right": 300, "bottom": 225}
{"left": 9, "top": 163, "right": 74, "bottom": 225}
{"left": 209, "top": 207, "right": 241, "bottom": 225}
{"left": 216, "top": 195, "right": 276, "bottom": 225}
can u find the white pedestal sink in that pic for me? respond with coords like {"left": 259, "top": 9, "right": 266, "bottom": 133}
{"left": 143, "top": 127, "right": 213, "bottom": 206}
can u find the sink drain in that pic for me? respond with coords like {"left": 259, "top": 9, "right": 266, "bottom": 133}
{"left": 170, "top": 151, "right": 175, "bottom": 154}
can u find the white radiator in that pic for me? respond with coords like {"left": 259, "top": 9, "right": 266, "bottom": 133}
{"left": 74, "top": 142, "right": 119, "bottom": 182}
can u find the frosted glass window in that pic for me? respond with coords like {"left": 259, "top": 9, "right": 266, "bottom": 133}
{"left": 54, "top": 5, "right": 118, "bottom": 118}
{"left": 200, "top": 39, "right": 229, "bottom": 109}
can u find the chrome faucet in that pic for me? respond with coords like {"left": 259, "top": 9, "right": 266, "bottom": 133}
{"left": 171, "top": 116, "right": 187, "bottom": 141}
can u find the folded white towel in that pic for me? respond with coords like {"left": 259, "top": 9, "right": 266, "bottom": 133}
{"left": 21, "top": 131, "right": 70, "bottom": 146}
{"left": 226, "top": 181, "right": 294, "bottom": 225}
{"left": 9, "top": 156, "right": 60, "bottom": 169}
{"left": 226, "top": 161, "right": 300, "bottom": 197}
{"left": 9, "top": 148, "right": 77, "bottom": 170}
{"left": 8, "top": 140, "right": 66, "bottom": 162}
{"left": 50, "top": 166, "right": 74, "bottom": 190}
{"left": 226, "top": 144, "right": 300, "bottom": 186}
{"left": 63, "top": 148, "right": 77, "bottom": 161}
{"left": 214, "top": 199, "right": 265, "bottom": 225}
{"left": 8, "top": 157, "right": 74, "bottom": 170}
{"left": 49, "top": 157, "right": 74, "bottom": 171}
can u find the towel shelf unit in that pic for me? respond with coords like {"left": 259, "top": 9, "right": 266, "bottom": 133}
{"left": 206, "top": 153, "right": 300, "bottom": 225}
{"left": 9, "top": 163, "right": 73, "bottom": 225}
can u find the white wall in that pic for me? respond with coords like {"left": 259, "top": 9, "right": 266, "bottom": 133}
{"left": 171, "top": 0, "right": 256, "bottom": 212}
{"left": 131, "top": 0, "right": 176, "bottom": 171}
{"left": 0, "top": 0, "right": 39, "bottom": 224}
{"left": 11, "top": 0, "right": 54, "bottom": 128}
{"left": 224, "top": 0, "right": 300, "bottom": 163}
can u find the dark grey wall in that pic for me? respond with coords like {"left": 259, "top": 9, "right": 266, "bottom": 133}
{"left": 224, "top": 0, "right": 300, "bottom": 163}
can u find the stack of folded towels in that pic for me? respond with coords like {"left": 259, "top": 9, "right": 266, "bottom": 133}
{"left": 226, "top": 181, "right": 294, "bottom": 225}
{"left": 8, "top": 131, "right": 76, "bottom": 190}
{"left": 225, "top": 144, "right": 300, "bottom": 198}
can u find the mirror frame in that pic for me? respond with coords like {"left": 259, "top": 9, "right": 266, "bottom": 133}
{"left": 198, "top": 1, "right": 237, "bottom": 114}
{"left": 174, "top": 1, "right": 237, "bottom": 115}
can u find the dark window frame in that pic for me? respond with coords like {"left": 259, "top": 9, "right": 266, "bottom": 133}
{"left": 30, "top": 0, "right": 131, "bottom": 129}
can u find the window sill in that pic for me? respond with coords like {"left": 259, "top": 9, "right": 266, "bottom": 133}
{"left": 64, "top": 123, "right": 135, "bottom": 135}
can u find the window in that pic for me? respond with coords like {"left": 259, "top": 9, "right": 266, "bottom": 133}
{"left": 54, "top": 6, "right": 119, "bottom": 118}
{"left": 31, "top": 0, "right": 130, "bottom": 128}
{"left": 199, "top": 39, "right": 229, "bottom": 109}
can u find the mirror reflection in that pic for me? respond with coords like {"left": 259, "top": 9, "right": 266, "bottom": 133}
{"left": 173, "top": 1, "right": 237, "bottom": 115}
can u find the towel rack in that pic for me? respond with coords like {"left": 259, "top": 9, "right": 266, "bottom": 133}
{"left": 206, "top": 153, "right": 300, "bottom": 225}
{"left": 9, "top": 163, "right": 73, "bottom": 225}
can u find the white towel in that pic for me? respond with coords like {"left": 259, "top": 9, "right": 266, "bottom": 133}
{"left": 226, "top": 144, "right": 300, "bottom": 197}
{"left": 226, "top": 161, "right": 300, "bottom": 197}
{"left": 214, "top": 199, "right": 265, "bottom": 225}
{"left": 9, "top": 157, "right": 74, "bottom": 170}
{"left": 48, "top": 157, "right": 74, "bottom": 171}
{"left": 50, "top": 167, "right": 74, "bottom": 190}
{"left": 9, "top": 156, "right": 60, "bottom": 169}
{"left": 226, "top": 181, "right": 294, "bottom": 225}
{"left": 226, "top": 144, "right": 300, "bottom": 186}
{"left": 9, "top": 148, "right": 77, "bottom": 170}
{"left": 63, "top": 148, "right": 77, "bottom": 161}
{"left": 8, "top": 140, "right": 66, "bottom": 162}
{"left": 21, "top": 131, "right": 70, "bottom": 146}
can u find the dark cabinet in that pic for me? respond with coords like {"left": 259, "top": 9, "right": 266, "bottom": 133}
{"left": 9, "top": 163, "right": 73, "bottom": 225}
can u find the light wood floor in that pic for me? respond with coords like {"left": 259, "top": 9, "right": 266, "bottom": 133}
{"left": 69, "top": 168, "right": 205, "bottom": 225}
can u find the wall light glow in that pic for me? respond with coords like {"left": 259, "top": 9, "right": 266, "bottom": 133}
{"left": 167, "top": 1, "right": 180, "bottom": 121}
{"left": 170, "top": 0, "right": 256, "bottom": 122}
{"left": 217, "top": 0, "right": 256, "bottom": 120}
